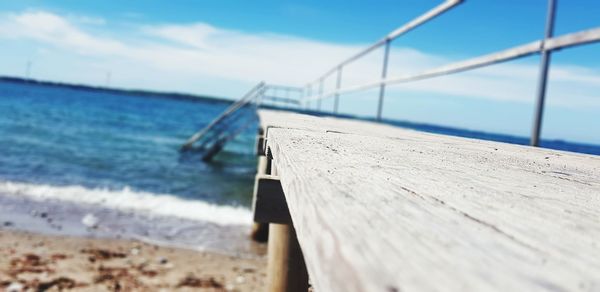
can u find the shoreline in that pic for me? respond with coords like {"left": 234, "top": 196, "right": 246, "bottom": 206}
{"left": 0, "top": 76, "right": 232, "bottom": 105}
{"left": 0, "top": 190, "right": 265, "bottom": 258}
{"left": 0, "top": 229, "right": 266, "bottom": 291}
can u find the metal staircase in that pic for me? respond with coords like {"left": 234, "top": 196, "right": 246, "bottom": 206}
{"left": 181, "top": 82, "right": 302, "bottom": 162}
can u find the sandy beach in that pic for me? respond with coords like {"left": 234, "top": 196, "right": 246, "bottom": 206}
{"left": 0, "top": 230, "right": 266, "bottom": 291}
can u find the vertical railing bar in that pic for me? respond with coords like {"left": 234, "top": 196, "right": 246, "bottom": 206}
{"left": 530, "top": 0, "right": 557, "bottom": 147}
{"left": 304, "top": 85, "right": 309, "bottom": 109}
{"left": 376, "top": 39, "right": 391, "bottom": 121}
{"left": 309, "top": 0, "right": 464, "bottom": 86}
{"left": 317, "top": 79, "right": 324, "bottom": 111}
{"left": 334, "top": 67, "right": 343, "bottom": 114}
{"left": 307, "top": 85, "right": 312, "bottom": 110}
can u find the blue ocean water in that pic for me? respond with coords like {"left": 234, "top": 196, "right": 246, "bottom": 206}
{"left": 2, "top": 78, "right": 598, "bottom": 210}
{"left": 1, "top": 78, "right": 598, "bottom": 253}
{"left": 0, "top": 79, "right": 258, "bottom": 208}
{"left": 0, "top": 79, "right": 266, "bottom": 254}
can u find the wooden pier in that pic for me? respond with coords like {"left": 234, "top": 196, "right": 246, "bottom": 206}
{"left": 252, "top": 109, "right": 600, "bottom": 292}
{"left": 173, "top": 1, "right": 600, "bottom": 290}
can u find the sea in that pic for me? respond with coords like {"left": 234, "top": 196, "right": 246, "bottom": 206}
{"left": 1, "top": 78, "right": 599, "bottom": 255}
{"left": 0, "top": 79, "right": 262, "bottom": 256}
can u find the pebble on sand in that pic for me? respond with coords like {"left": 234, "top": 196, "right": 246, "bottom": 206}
{"left": 6, "top": 282, "right": 24, "bottom": 292}
{"left": 81, "top": 214, "right": 99, "bottom": 229}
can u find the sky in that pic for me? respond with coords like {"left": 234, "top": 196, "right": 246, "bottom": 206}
{"left": 0, "top": 0, "right": 599, "bottom": 144}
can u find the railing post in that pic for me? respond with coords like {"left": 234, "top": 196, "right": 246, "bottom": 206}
{"left": 306, "top": 85, "right": 312, "bottom": 110}
{"left": 377, "top": 39, "right": 391, "bottom": 121}
{"left": 317, "top": 79, "right": 324, "bottom": 111}
{"left": 256, "top": 85, "right": 265, "bottom": 107}
{"left": 530, "top": 0, "right": 557, "bottom": 147}
{"left": 303, "top": 85, "right": 308, "bottom": 109}
{"left": 334, "top": 67, "right": 342, "bottom": 114}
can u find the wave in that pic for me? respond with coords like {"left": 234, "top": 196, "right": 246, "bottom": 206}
{"left": 0, "top": 180, "right": 252, "bottom": 226}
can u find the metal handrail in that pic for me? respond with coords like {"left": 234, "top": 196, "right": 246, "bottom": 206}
{"left": 265, "top": 85, "right": 304, "bottom": 92}
{"left": 303, "top": 28, "right": 600, "bottom": 102}
{"left": 308, "top": 0, "right": 464, "bottom": 84}
{"left": 304, "top": 0, "right": 463, "bottom": 118}
{"left": 180, "top": 82, "right": 302, "bottom": 157}
{"left": 298, "top": 0, "right": 600, "bottom": 146}
{"left": 181, "top": 82, "right": 265, "bottom": 150}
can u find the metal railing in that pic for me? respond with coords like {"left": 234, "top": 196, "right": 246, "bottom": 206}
{"left": 299, "top": 0, "right": 600, "bottom": 146}
{"left": 181, "top": 82, "right": 265, "bottom": 151}
{"left": 182, "top": 0, "right": 599, "bottom": 157}
{"left": 260, "top": 85, "right": 304, "bottom": 109}
{"left": 181, "top": 82, "right": 302, "bottom": 160}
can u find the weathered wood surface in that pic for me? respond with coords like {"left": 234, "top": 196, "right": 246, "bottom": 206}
{"left": 259, "top": 109, "right": 600, "bottom": 292}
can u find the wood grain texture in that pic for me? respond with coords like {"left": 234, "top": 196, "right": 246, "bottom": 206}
{"left": 259, "top": 109, "right": 600, "bottom": 292}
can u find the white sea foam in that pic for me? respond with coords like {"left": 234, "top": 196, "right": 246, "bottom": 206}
{"left": 0, "top": 180, "right": 252, "bottom": 226}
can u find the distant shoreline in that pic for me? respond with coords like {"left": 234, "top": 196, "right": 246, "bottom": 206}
{"left": 2, "top": 75, "right": 599, "bottom": 155}
{"left": 0, "top": 76, "right": 233, "bottom": 105}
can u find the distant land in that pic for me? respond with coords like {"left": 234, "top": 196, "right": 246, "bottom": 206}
{"left": 0, "top": 76, "right": 232, "bottom": 105}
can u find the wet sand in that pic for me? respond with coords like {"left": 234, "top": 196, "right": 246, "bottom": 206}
{"left": 0, "top": 230, "right": 266, "bottom": 291}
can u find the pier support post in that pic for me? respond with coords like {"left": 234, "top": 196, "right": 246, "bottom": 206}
{"left": 254, "top": 155, "right": 309, "bottom": 292}
{"left": 256, "top": 134, "right": 266, "bottom": 156}
{"left": 267, "top": 224, "right": 308, "bottom": 292}
{"left": 251, "top": 129, "right": 270, "bottom": 242}
{"left": 250, "top": 155, "right": 270, "bottom": 242}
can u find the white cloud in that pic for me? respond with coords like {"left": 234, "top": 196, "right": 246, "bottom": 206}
{"left": 0, "top": 10, "right": 599, "bottom": 110}
{"left": 143, "top": 23, "right": 221, "bottom": 49}
{"left": 0, "top": 11, "right": 125, "bottom": 55}
{"left": 67, "top": 14, "right": 106, "bottom": 26}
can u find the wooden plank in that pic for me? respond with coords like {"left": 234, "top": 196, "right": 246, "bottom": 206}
{"left": 259, "top": 110, "right": 600, "bottom": 292}
{"left": 252, "top": 174, "right": 291, "bottom": 224}
{"left": 251, "top": 156, "right": 270, "bottom": 242}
